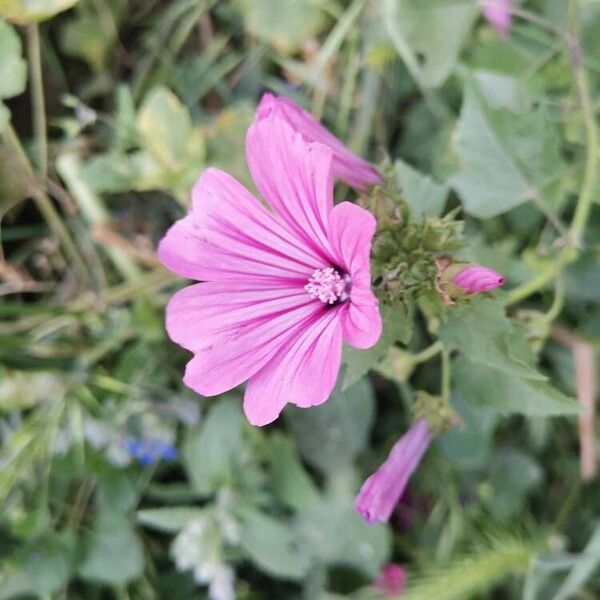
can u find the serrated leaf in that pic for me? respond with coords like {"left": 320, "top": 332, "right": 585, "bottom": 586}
{"left": 383, "top": 0, "right": 478, "bottom": 88}
{"left": 137, "top": 507, "right": 206, "bottom": 533}
{"left": 136, "top": 86, "right": 204, "bottom": 193}
{"left": 438, "top": 298, "right": 545, "bottom": 380}
{"left": 78, "top": 512, "right": 144, "bottom": 585}
{"left": 342, "top": 303, "right": 413, "bottom": 390}
{"left": 237, "top": 505, "right": 308, "bottom": 580}
{"left": 286, "top": 379, "right": 375, "bottom": 473}
{"left": 0, "top": 0, "right": 79, "bottom": 23}
{"left": 395, "top": 159, "right": 447, "bottom": 218}
{"left": 454, "top": 357, "right": 579, "bottom": 416}
{"left": 451, "top": 79, "right": 563, "bottom": 218}
{"left": 0, "top": 19, "right": 27, "bottom": 99}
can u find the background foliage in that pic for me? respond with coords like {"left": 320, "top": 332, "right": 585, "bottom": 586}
{"left": 0, "top": 0, "right": 599, "bottom": 598}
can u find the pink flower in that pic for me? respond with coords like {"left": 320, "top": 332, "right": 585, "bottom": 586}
{"left": 375, "top": 564, "right": 407, "bottom": 597}
{"left": 481, "top": 0, "right": 513, "bottom": 37}
{"left": 256, "top": 93, "right": 382, "bottom": 191}
{"left": 452, "top": 265, "right": 505, "bottom": 294}
{"left": 158, "top": 114, "right": 382, "bottom": 426}
{"left": 355, "top": 419, "right": 431, "bottom": 523}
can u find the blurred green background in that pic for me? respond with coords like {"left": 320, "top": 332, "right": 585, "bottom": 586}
{"left": 0, "top": 0, "right": 599, "bottom": 598}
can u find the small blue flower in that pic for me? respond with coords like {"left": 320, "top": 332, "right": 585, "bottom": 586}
{"left": 124, "top": 437, "right": 178, "bottom": 465}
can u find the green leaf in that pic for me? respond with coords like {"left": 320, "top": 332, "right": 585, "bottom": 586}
{"left": 0, "top": 142, "right": 30, "bottom": 219}
{"left": 136, "top": 86, "right": 205, "bottom": 194}
{"left": 286, "top": 379, "right": 375, "bottom": 473}
{"left": 395, "top": 159, "right": 447, "bottom": 218}
{"left": 182, "top": 397, "right": 245, "bottom": 496}
{"left": 342, "top": 303, "right": 413, "bottom": 390}
{"left": 438, "top": 298, "right": 545, "bottom": 380}
{"left": 269, "top": 433, "right": 320, "bottom": 512}
{"left": 234, "top": 0, "right": 329, "bottom": 54}
{"left": 451, "top": 79, "right": 563, "bottom": 218}
{"left": 296, "top": 502, "right": 391, "bottom": 577}
{"left": 0, "top": 19, "right": 27, "bottom": 99}
{"left": 137, "top": 507, "right": 207, "bottom": 533}
{"left": 78, "top": 512, "right": 144, "bottom": 585}
{"left": 60, "top": 15, "right": 113, "bottom": 70}
{"left": 24, "top": 531, "right": 76, "bottom": 596}
{"left": 0, "top": 0, "right": 79, "bottom": 23}
{"left": 454, "top": 357, "right": 579, "bottom": 416}
{"left": 383, "top": 0, "right": 478, "bottom": 88}
{"left": 80, "top": 151, "right": 164, "bottom": 194}
{"left": 237, "top": 505, "right": 308, "bottom": 580}
{"left": 486, "top": 450, "right": 543, "bottom": 521}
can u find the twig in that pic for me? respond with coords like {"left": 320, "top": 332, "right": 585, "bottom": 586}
{"left": 26, "top": 24, "right": 47, "bottom": 176}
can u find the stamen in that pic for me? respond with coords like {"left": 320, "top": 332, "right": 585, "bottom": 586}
{"left": 305, "top": 267, "right": 350, "bottom": 304}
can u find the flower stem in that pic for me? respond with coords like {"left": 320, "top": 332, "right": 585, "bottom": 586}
{"left": 506, "top": 0, "right": 598, "bottom": 305}
{"left": 26, "top": 23, "right": 47, "bottom": 177}
{"left": 2, "top": 124, "right": 89, "bottom": 283}
{"left": 413, "top": 340, "right": 443, "bottom": 365}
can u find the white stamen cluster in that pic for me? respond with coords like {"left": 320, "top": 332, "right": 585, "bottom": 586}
{"left": 305, "top": 267, "right": 348, "bottom": 304}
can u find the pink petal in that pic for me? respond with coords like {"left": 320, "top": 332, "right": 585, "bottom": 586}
{"left": 181, "top": 298, "right": 321, "bottom": 397}
{"left": 165, "top": 280, "right": 311, "bottom": 353}
{"left": 355, "top": 419, "right": 431, "bottom": 524}
{"left": 452, "top": 265, "right": 505, "bottom": 293}
{"left": 245, "top": 114, "right": 335, "bottom": 262}
{"left": 158, "top": 168, "right": 325, "bottom": 283}
{"left": 481, "top": 0, "right": 513, "bottom": 37}
{"left": 243, "top": 308, "right": 343, "bottom": 426}
{"left": 257, "top": 93, "right": 382, "bottom": 190}
{"left": 328, "top": 202, "right": 382, "bottom": 348}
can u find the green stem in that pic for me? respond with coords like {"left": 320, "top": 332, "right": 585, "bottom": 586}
{"left": 26, "top": 24, "right": 47, "bottom": 177}
{"left": 441, "top": 348, "right": 450, "bottom": 402}
{"left": 413, "top": 340, "right": 443, "bottom": 365}
{"left": 506, "top": 1, "right": 597, "bottom": 305}
{"left": 568, "top": 50, "right": 599, "bottom": 245}
{"left": 2, "top": 124, "right": 89, "bottom": 282}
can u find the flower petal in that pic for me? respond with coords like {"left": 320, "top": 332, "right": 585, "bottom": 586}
{"left": 158, "top": 168, "right": 324, "bottom": 283}
{"left": 328, "top": 201, "right": 381, "bottom": 348}
{"left": 243, "top": 308, "right": 343, "bottom": 426}
{"left": 166, "top": 280, "right": 311, "bottom": 352}
{"left": 182, "top": 300, "right": 320, "bottom": 398}
{"left": 338, "top": 287, "right": 382, "bottom": 349}
{"left": 246, "top": 114, "right": 334, "bottom": 261}
{"left": 257, "top": 93, "right": 382, "bottom": 190}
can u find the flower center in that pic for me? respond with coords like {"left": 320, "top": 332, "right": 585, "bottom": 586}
{"left": 305, "top": 267, "right": 350, "bottom": 304}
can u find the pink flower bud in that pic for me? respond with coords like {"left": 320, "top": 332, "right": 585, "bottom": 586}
{"left": 481, "top": 0, "right": 513, "bottom": 37}
{"left": 255, "top": 93, "right": 382, "bottom": 190}
{"left": 375, "top": 564, "right": 407, "bottom": 597}
{"left": 355, "top": 419, "right": 431, "bottom": 524}
{"left": 451, "top": 265, "right": 505, "bottom": 294}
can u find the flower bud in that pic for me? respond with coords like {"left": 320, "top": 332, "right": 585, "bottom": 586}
{"left": 375, "top": 564, "right": 407, "bottom": 597}
{"left": 451, "top": 265, "right": 505, "bottom": 294}
{"left": 355, "top": 419, "right": 431, "bottom": 524}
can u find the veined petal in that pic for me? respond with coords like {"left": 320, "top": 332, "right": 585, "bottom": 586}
{"left": 246, "top": 114, "right": 335, "bottom": 262}
{"left": 339, "top": 287, "right": 382, "bottom": 349}
{"left": 355, "top": 419, "right": 431, "bottom": 524}
{"left": 158, "top": 168, "right": 325, "bottom": 283}
{"left": 328, "top": 202, "right": 381, "bottom": 348}
{"left": 257, "top": 93, "right": 382, "bottom": 190}
{"left": 182, "top": 299, "right": 321, "bottom": 397}
{"left": 165, "top": 280, "right": 311, "bottom": 352}
{"left": 243, "top": 308, "right": 343, "bottom": 426}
